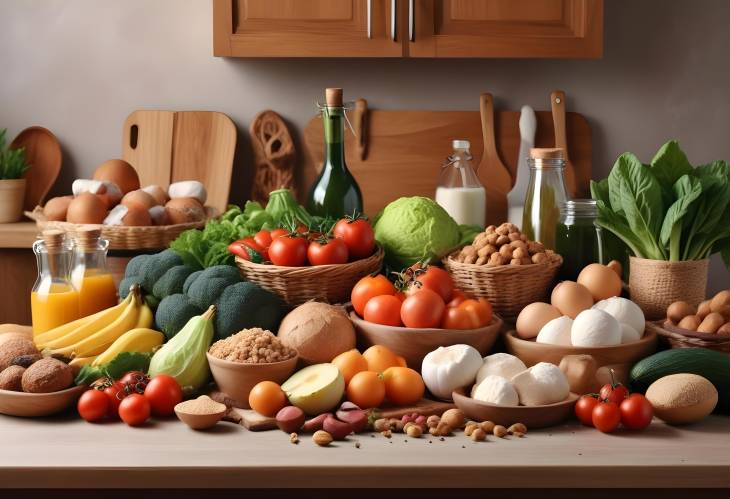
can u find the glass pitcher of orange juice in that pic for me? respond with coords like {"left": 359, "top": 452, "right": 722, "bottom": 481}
{"left": 71, "top": 228, "right": 118, "bottom": 318}
{"left": 31, "top": 230, "right": 80, "bottom": 335}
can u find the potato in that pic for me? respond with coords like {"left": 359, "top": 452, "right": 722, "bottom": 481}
{"left": 677, "top": 315, "right": 702, "bottom": 331}
{"left": 698, "top": 313, "right": 725, "bottom": 334}
{"left": 697, "top": 300, "right": 712, "bottom": 319}
{"left": 710, "top": 290, "right": 730, "bottom": 313}
{"left": 667, "top": 301, "right": 696, "bottom": 323}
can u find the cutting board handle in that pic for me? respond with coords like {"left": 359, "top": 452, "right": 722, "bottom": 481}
{"left": 480, "top": 93, "right": 499, "bottom": 158}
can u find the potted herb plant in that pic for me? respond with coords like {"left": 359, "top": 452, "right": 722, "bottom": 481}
{"left": 0, "top": 128, "right": 31, "bottom": 223}
{"left": 592, "top": 141, "right": 730, "bottom": 319}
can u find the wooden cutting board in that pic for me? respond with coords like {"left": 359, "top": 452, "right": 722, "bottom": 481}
{"left": 121, "top": 111, "right": 237, "bottom": 214}
{"left": 10, "top": 126, "right": 62, "bottom": 211}
{"left": 302, "top": 108, "right": 591, "bottom": 224}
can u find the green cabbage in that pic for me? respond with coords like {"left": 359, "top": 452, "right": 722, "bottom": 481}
{"left": 148, "top": 306, "right": 215, "bottom": 393}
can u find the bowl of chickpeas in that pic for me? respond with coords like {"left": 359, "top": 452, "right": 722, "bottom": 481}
{"left": 443, "top": 223, "right": 563, "bottom": 321}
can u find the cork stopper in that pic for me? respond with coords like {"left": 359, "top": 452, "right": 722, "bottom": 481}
{"left": 74, "top": 227, "right": 102, "bottom": 251}
{"left": 41, "top": 229, "right": 65, "bottom": 252}
{"left": 530, "top": 148, "right": 565, "bottom": 160}
{"left": 325, "top": 88, "right": 343, "bottom": 107}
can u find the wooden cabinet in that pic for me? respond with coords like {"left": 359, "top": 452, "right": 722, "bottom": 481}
{"left": 213, "top": 0, "right": 602, "bottom": 58}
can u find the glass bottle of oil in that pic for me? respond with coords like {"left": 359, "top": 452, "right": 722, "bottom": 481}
{"left": 71, "top": 228, "right": 118, "bottom": 317}
{"left": 522, "top": 148, "right": 569, "bottom": 249}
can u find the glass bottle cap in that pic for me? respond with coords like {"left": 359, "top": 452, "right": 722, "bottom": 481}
{"left": 452, "top": 139, "right": 470, "bottom": 150}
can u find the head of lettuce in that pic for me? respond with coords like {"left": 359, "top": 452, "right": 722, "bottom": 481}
{"left": 373, "top": 196, "right": 481, "bottom": 271}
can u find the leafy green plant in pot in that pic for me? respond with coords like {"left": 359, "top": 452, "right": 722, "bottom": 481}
{"left": 0, "top": 129, "right": 31, "bottom": 223}
{"left": 591, "top": 141, "right": 730, "bottom": 319}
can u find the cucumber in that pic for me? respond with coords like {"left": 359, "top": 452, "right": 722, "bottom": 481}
{"left": 630, "top": 348, "right": 730, "bottom": 412}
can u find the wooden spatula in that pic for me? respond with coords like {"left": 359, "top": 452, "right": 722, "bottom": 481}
{"left": 551, "top": 90, "right": 577, "bottom": 196}
{"left": 10, "top": 126, "right": 62, "bottom": 211}
{"left": 478, "top": 93, "right": 513, "bottom": 225}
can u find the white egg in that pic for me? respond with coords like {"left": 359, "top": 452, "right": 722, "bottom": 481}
{"left": 571, "top": 309, "right": 621, "bottom": 347}
{"left": 620, "top": 323, "right": 641, "bottom": 344}
{"left": 536, "top": 316, "right": 574, "bottom": 346}
{"left": 471, "top": 375, "right": 519, "bottom": 406}
{"left": 592, "top": 296, "right": 645, "bottom": 337}
{"left": 511, "top": 362, "right": 570, "bottom": 406}
{"left": 476, "top": 353, "right": 526, "bottom": 385}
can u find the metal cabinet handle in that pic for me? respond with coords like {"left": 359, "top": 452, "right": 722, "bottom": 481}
{"left": 367, "top": 0, "right": 372, "bottom": 39}
{"left": 408, "top": 0, "right": 414, "bottom": 41}
{"left": 391, "top": 0, "right": 397, "bottom": 41}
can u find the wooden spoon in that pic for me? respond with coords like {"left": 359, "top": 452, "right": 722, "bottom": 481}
{"left": 10, "top": 126, "right": 62, "bottom": 211}
{"left": 550, "top": 90, "right": 577, "bottom": 196}
{"left": 478, "top": 93, "right": 513, "bottom": 226}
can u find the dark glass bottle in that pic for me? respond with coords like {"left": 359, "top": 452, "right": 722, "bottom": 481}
{"left": 306, "top": 88, "right": 363, "bottom": 218}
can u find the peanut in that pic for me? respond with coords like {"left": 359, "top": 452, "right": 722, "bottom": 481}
{"left": 499, "top": 244, "right": 513, "bottom": 258}
{"left": 464, "top": 422, "right": 477, "bottom": 436}
{"left": 479, "top": 421, "right": 495, "bottom": 433}
{"left": 429, "top": 426, "right": 440, "bottom": 436}
{"left": 313, "top": 430, "right": 333, "bottom": 446}
{"left": 510, "top": 258, "right": 523, "bottom": 265}
{"left": 435, "top": 421, "right": 452, "bottom": 436}
{"left": 508, "top": 231, "right": 521, "bottom": 241}
{"left": 290, "top": 433, "right": 299, "bottom": 444}
{"left": 381, "top": 429, "right": 392, "bottom": 438}
{"left": 496, "top": 235, "right": 510, "bottom": 246}
{"left": 470, "top": 428, "right": 487, "bottom": 441}
{"left": 493, "top": 425, "right": 508, "bottom": 438}
{"left": 485, "top": 225, "right": 497, "bottom": 234}
{"left": 508, "top": 423, "right": 527, "bottom": 435}
{"left": 373, "top": 418, "right": 390, "bottom": 432}
{"left": 532, "top": 252, "right": 548, "bottom": 264}
{"left": 512, "top": 431, "right": 525, "bottom": 438}
{"left": 441, "top": 409, "right": 465, "bottom": 429}
{"left": 426, "top": 415, "right": 440, "bottom": 428}
{"left": 406, "top": 425, "right": 423, "bottom": 438}
{"left": 486, "top": 233, "right": 499, "bottom": 245}
{"left": 512, "top": 247, "right": 527, "bottom": 259}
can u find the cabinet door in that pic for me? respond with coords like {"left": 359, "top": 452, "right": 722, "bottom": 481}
{"left": 408, "top": 0, "right": 603, "bottom": 58}
{"left": 214, "top": 0, "right": 402, "bottom": 57}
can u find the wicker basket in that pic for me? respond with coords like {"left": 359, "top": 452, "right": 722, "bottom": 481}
{"left": 26, "top": 206, "right": 215, "bottom": 250}
{"left": 647, "top": 320, "right": 730, "bottom": 354}
{"left": 443, "top": 252, "right": 563, "bottom": 321}
{"left": 629, "top": 257, "right": 709, "bottom": 320}
{"left": 235, "top": 245, "right": 384, "bottom": 306}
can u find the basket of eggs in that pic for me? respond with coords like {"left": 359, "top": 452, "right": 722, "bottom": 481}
{"left": 648, "top": 289, "right": 730, "bottom": 353}
{"left": 26, "top": 159, "right": 214, "bottom": 250}
{"left": 443, "top": 223, "right": 563, "bottom": 321}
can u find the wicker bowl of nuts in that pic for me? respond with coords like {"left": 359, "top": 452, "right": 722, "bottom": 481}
{"left": 443, "top": 223, "right": 563, "bottom": 321}
{"left": 207, "top": 328, "right": 298, "bottom": 408}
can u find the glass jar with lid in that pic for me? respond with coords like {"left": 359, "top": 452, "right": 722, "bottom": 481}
{"left": 522, "top": 148, "right": 569, "bottom": 249}
{"left": 435, "top": 139, "right": 487, "bottom": 227}
{"left": 555, "top": 199, "right": 604, "bottom": 281}
{"left": 71, "top": 228, "right": 118, "bottom": 317}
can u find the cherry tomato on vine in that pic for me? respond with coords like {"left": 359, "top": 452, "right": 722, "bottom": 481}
{"left": 77, "top": 389, "right": 110, "bottom": 423}
{"left": 592, "top": 402, "right": 621, "bottom": 433}
{"left": 119, "top": 370, "right": 150, "bottom": 394}
{"left": 118, "top": 393, "right": 151, "bottom": 427}
{"left": 620, "top": 393, "right": 654, "bottom": 430}
{"left": 407, "top": 265, "right": 454, "bottom": 302}
{"left": 333, "top": 217, "right": 375, "bottom": 260}
{"left": 103, "top": 380, "right": 127, "bottom": 416}
{"left": 400, "top": 288, "right": 446, "bottom": 329}
{"left": 351, "top": 275, "right": 397, "bottom": 317}
{"left": 307, "top": 238, "right": 349, "bottom": 266}
{"left": 575, "top": 394, "right": 599, "bottom": 426}
{"left": 144, "top": 375, "right": 183, "bottom": 417}
{"left": 600, "top": 382, "right": 629, "bottom": 405}
{"left": 363, "top": 294, "right": 403, "bottom": 327}
{"left": 269, "top": 235, "right": 308, "bottom": 266}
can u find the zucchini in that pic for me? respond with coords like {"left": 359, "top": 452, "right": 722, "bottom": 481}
{"left": 630, "top": 348, "right": 730, "bottom": 412}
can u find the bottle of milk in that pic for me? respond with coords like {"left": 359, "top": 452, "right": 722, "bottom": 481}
{"left": 435, "top": 140, "right": 487, "bottom": 227}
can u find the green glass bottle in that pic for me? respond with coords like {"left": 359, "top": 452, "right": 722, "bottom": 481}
{"left": 306, "top": 88, "right": 363, "bottom": 218}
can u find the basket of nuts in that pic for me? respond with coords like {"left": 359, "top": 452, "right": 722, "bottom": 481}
{"left": 443, "top": 223, "right": 562, "bottom": 321}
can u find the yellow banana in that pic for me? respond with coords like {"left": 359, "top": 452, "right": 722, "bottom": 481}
{"left": 51, "top": 290, "right": 141, "bottom": 358}
{"left": 69, "top": 355, "right": 98, "bottom": 372}
{"left": 135, "top": 303, "right": 154, "bottom": 329}
{"left": 38, "top": 292, "right": 134, "bottom": 350}
{"left": 92, "top": 328, "right": 164, "bottom": 366}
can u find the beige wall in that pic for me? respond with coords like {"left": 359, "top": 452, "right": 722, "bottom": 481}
{"left": 1, "top": 0, "right": 728, "bottom": 292}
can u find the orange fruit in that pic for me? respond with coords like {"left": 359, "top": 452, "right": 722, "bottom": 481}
{"left": 346, "top": 371, "right": 385, "bottom": 409}
{"left": 383, "top": 367, "right": 425, "bottom": 406}
{"left": 331, "top": 349, "right": 368, "bottom": 385}
{"left": 248, "top": 381, "right": 287, "bottom": 417}
{"left": 362, "top": 344, "right": 403, "bottom": 373}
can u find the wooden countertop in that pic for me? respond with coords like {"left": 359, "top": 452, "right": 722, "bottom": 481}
{"left": 1, "top": 413, "right": 729, "bottom": 489}
{"left": 0, "top": 221, "right": 38, "bottom": 248}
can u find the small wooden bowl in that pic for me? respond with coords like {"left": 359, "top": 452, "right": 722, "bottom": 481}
{"left": 0, "top": 384, "right": 86, "bottom": 417}
{"left": 452, "top": 387, "right": 579, "bottom": 429}
{"left": 175, "top": 403, "right": 227, "bottom": 430}
{"left": 350, "top": 311, "right": 503, "bottom": 370}
{"left": 503, "top": 326, "right": 658, "bottom": 368}
{"left": 206, "top": 353, "right": 298, "bottom": 408}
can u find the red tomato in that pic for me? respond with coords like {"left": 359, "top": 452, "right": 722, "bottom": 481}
{"left": 268, "top": 235, "right": 308, "bottom": 266}
{"left": 400, "top": 288, "right": 446, "bottom": 328}
{"left": 307, "top": 238, "right": 349, "bottom": 266}
{"left": 77, "top": 389, "right": 110, "bottom": 423}
{"left": 592, "top": 402, "right": 621, "bottom": 433}
{"left": 270, "top": 228, "right": 288, "bottom": 240}
{"left": 408, "top": 265, "right": 455, "bottom": 302}
{"left": 575, "top": 395, "right": 599, "bottom": 426}
{"left": 600, "top": 382, "right": 629, "bottom": 405}
{"left": 447, "top": 289, "right": 469, "bottom": 308}
{"left": 103, "top": 381, "right": 127, "bottom": 416}
{"left": 441, "top": 298, "right": 492, "bottom": 329}
{"left": 254, "top": 230, "right": 273, "bottom": 249}
{"left": 620, "top": 393, "right": 654, "bottom": 430}
{"left": 118, "top": 393, "right": 151, "bottom": 426}
{"left": 144, "top": 375, "right": 183, "bottom": 417}
{"left": 228, "top": 238, "right": 267, "bottom": 263}
{"left": 333, "top": 218, "right": 375, "bottom": 260}
{"left": 119, "top": 371, "right": 150, "bottom": 395}
{"left": 364, "top": 294, "right": 403, "bottom": 327}
{"left": 351, "top": 275, "right": 397, "bottom": 317}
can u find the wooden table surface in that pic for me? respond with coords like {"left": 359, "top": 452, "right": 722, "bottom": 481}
{"left": 1, "top": 412, "right": 729, "bottom": 489}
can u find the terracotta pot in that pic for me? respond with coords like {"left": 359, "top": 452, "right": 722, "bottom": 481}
{"left": 0, "top": 179, "right": 26, "bottom": 223}
{"left": 629, "top": 257, "right": 709, "bottom": 320}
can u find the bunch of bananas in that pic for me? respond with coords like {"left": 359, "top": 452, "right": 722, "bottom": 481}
{"left": 34, "top": 284, "right": 164, "bottom": 368}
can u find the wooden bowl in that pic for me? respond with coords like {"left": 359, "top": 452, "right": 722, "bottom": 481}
{"left": 0, "top": 384, "right": 86, "bottom": 417}
{"left": 206, "top": 353, "right": 298, "bottom": 408}
{"left": 503, "top": 326, "right": 658, "bottom": 368}
{"left": 175, "top": 402, "right": 227, "bottom": 430}
{"left": 350, "top": 312, "right": 503, "bottom": 370}
{"left": 452, "top": 387, "right": 579, "bottom": 429}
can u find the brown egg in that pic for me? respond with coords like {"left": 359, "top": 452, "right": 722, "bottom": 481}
{"left": 165, "top": 197, "right": 206, "bottom": 224}
{"left": 121, "top": 190, "right": 157, "bottom": 210}
{"left": 43, "top": 196, "right": 73, "bottom": 221}
{"left": 93, "top": 159, "right": 140, "bottom": 195}
{"left": 66, "top": 193, "right": 107, "bottom": 224}
{"left": 717, "top": 323, "right": 730, "bottom": 336}
{"left": 577, "top": 263, "right": 622, "bottom": 301}
{"left": 710, "top": 290, "right": 730, "bottom": 313}
{"left": 515, "top": 302, "right": 562, "bottom": 339}
{"left": 697, "top": 300, "right": 712, "bottom": 319}
{"left": 141, "top": 185, "right": 169, "bottom": 206}
{"left": 121, "top": 204, "right": 152, "bottom": 226}
{"left": 551, "top": 281, "right": 594, "bottom": 319}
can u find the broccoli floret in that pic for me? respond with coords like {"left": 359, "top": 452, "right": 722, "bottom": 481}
{"left": 155, "top": 293, "right": 203, "bottom": 340}
{"left": 152, "top": 265, "right": 196, "bottom": 300}
{"left": 139, "top": 249, "right": 182, "bottom": 293}
{"left": 182, "top": 270, "right": 203, "bottom": 295}
{"left": 213, "top": 282, "right": 284, "bottom": 339}
{"left": 144, "top": 295, "right": 161, "bottom": 310}
{"left": 119, "top": 276, "right": 143, "bottom": 299}
{"left": 125, "top": 254, "right": 152, "bottom": 277}
{"left": 186, "top": 265, "right": 242, "bottom": 309}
